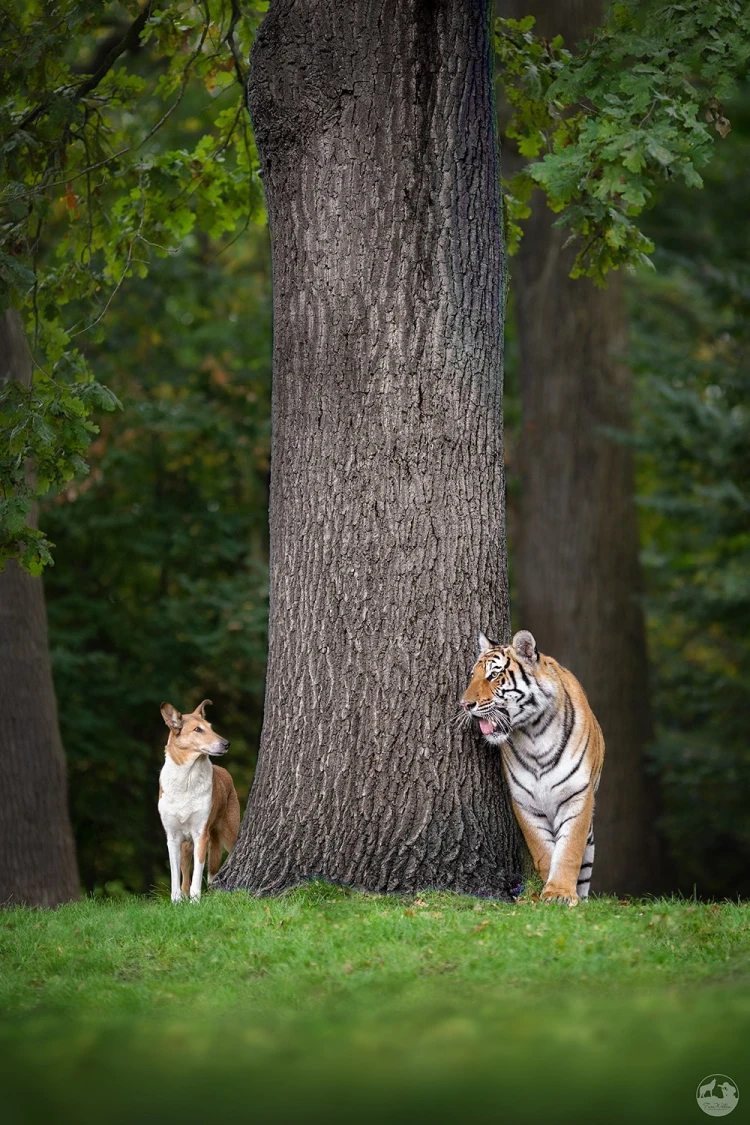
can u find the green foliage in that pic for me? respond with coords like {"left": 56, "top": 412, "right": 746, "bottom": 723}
{"left": 1, "top": 891, "right": 748, "bottom": 1123}
{"left": 497, "top": 2, "right": 750, "bottom": 283}
{"left": 630, "top": 89, "right": 750, "bottom": 896}
{"left": 0, "top": 0, "right": 265, "bottom": 569}
{"left": 43, "top": 227, "right": 272, "bottom": 893}
{"left": 0, "top": 362, "right": 117, "bottom": 574}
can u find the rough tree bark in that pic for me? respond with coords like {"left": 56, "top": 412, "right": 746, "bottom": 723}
{"left": 0, "top": 310, "right": 80, "bottom": 907}
{"left": 506, "top": 0, "right": 670, "bottom": 894}
{"left": 218, "top": 0, "right": 522, "bottom": 896}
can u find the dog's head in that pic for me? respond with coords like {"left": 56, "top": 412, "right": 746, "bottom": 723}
{"left": 160, "top": 699, "right": 230, "bottom": 764}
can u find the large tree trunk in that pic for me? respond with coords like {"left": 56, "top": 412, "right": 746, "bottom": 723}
{"left": 506, "top": 0, "right": 670, "bottom": 894}
{"left": 0, "top": 311, "right": 80, "bottom": 908}
{"left": 218, "top": 0, "right": 522, "bottom": 896}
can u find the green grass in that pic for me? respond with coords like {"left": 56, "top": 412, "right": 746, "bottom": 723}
{"left": 1, "top": 886, "right": 748, "bottom": 1124}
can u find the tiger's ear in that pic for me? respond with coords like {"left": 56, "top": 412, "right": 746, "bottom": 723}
{"left": 478, "top": 631, "right": 494, "bottom": 655}
{"left": 512, "top": 630, "right": 539, "bottom": 664}
{"left": 160, "top": 702, "right": 183, "bottom": 732}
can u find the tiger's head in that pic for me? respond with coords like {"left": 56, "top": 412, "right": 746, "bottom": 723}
{"left": 459, "top": 629, "right": 544, "bottom": 746}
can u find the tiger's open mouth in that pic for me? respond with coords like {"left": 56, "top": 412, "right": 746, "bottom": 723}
{"left": 477, "top": 712, "right": 511, "bottom": 738}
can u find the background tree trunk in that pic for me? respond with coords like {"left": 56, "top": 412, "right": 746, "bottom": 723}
{"left": 218, "top": 0, "right": 522, "bottom": 896}
{"left": 505, "top": 0, "right": 670, "bottom": 894}
{"left": 0, "top": 310, "right": 80, "bottom": 907}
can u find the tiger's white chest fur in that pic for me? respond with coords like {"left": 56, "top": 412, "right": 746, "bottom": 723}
{"left": 502, "top": 692, "right": 595, "bottom": 816}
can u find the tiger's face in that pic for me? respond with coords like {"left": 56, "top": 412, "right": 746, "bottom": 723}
{"left": 460, "top": 629, "right": 543, "bottom": 745}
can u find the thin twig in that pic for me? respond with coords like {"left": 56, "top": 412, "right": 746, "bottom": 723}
{"left": 69, "top": 175, "right": 147, "bottom": 338}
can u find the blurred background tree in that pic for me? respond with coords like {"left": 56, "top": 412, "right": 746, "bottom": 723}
{"left": 501, "top": 10, "right": 749, "bottom": 899}
{"left": 501, "top": 0, "right": 669, "bottom": 897}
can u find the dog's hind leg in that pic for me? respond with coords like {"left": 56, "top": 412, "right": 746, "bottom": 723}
{"left": 222, "top": 788, "right": 240, "bottom": 855}
{"left": 180, "top": 840, "right": 192, "bottom": 897}
{"left": 207, "top": 830, "right": 222, "bottom": 885}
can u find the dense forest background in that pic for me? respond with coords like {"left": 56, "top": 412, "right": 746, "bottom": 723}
{"left": 5, "top": 5, "right": 747, "bottom": 899}
{"left": 629, "top": 93, "right": 750, "bottom": 897}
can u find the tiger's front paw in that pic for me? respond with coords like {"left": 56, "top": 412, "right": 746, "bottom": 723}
{"left": 541, "top": 883, "right": 579, "bottom": 907}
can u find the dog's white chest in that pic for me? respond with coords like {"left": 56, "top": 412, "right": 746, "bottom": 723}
{"left": 158, "top": 755, "right": 213, "bottom": 839}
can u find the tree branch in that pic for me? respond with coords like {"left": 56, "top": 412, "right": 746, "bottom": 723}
{"left": 225, "top": 0, "right": 249, "bottom": 109}
{"left": 17, "top": 0, "right": 156, "bottom": 132}
{"left": 75, "top": 0, "right": 156, "bottom": 99}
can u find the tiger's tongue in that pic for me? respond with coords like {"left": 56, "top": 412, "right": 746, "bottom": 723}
{"left": 479, "top": 719, "right": 495, "bottom": 735}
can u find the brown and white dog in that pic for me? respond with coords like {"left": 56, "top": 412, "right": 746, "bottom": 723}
{"left": 158, "top": 699, "right": 240, "bottom": 902}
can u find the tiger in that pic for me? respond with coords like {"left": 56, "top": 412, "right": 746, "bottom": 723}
{"left": 460, "top": 629, "right": 605, "bottom": 906}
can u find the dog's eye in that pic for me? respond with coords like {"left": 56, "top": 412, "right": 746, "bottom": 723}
{"left": 195, "top": 726, "right": 203, "bottom": 733}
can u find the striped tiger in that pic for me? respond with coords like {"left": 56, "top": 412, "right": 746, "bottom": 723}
{"left": 460, "top": 629, "right": 605, "bottom": 905}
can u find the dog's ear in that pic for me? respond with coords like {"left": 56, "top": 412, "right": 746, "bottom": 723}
{"left": 160, "top": 702, "right": 183, "bottom": 732}
{"left": 195, "top": 699, "right": 213, "bottom": 719}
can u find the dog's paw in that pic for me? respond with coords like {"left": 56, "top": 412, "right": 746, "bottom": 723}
{"left": 171, "top": 893, "right": 183, "bottom": 904}
{"left": 541, "top": 884, "right": 579, "bottom": 907}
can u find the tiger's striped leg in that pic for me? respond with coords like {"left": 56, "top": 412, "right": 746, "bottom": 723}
{"left": 511, "top": 799, "right": 554, "bottom": 885}
{"left": 542, "top": 787, "right": 594, "bottom": 906}
{"left": 576, "top": 821, "right": 595, "bottom": 901}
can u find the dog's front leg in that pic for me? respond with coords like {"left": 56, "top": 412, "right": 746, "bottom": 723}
{"left": 189, "top": 831, "right": 207, "bottom": 901}
{"left": 167, "top": 835, "right": 183, "bottom": 902}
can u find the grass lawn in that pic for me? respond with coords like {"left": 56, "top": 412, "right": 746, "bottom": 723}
{"left": 1, "top": 885, "right": 748, "bottom": 1124}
